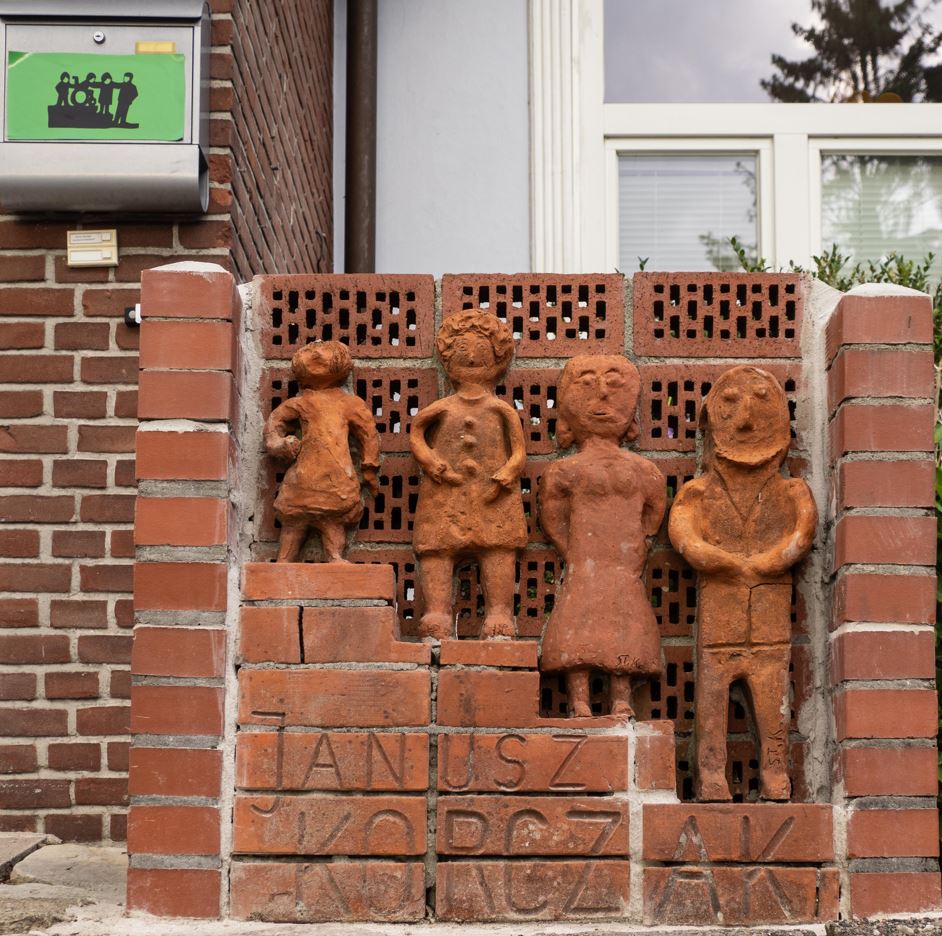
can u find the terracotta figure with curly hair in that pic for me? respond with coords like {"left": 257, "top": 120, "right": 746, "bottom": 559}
{"left": 411, "top": 309, "right": 527, "bottom": 640}
{"left": 265, "top": 340, "right": 381, "bottom": 563}
{"left": 539, "top": 355, "right": 666, "bottom": 717}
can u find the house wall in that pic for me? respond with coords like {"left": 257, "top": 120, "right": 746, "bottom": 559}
{"left": 334, "top": 0, "right": 531, "bottom": 275}
{"left": 0, "top": 0, "right": 333, "bottom": 845}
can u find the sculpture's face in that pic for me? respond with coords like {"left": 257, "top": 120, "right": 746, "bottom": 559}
{"left": 444, "top": 332, "right": 500, "bottom": 385}
{"left": 293, "top": 343, "right": 341, "bottom": 388}
{"left": 708, "top": 368, "right": 789, "bottom": 465}
{"left": 560, "top": 356, "right": 638, "bottom": 444}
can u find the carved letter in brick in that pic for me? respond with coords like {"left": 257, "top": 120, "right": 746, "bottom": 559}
{"left": 539, "top": 355, "right": 666, "bottom": 716}
{"left": 668, "top": 366, "right": 816, "bottom": 801}
{"left": 411, "top": 309, "right": 527, "bottom": 640}
{"left": 265, "top": 340, "right": 381, "bottom": 562}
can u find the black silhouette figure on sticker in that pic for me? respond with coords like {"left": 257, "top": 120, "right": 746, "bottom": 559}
{"left": 114, "top": 73, "right": 139, "bottom": 127}
{"left": 48, "top": 68, "right": 139, "bottom": 130}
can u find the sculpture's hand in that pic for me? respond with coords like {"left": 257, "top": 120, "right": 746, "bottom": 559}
{"left": 426, "top": 456, "right": 462, "bottom": 485}
{"left": 271, "top": 435, "right": 301, "bottom": 461}
{"left": 361, "top": 466, "right": 380, "bottom": 497}
{"left": 490, "top": 463, "right": 517, "bottom": 490}
{"left": 483, "top": 463, "right": 518, "bottom": 503}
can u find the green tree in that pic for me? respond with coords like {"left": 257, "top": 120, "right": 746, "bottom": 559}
{"left": 762, "top": 0, "right": 942, "bottom": 102}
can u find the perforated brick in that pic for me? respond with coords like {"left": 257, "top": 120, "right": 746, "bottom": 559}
{"left": 495, "top": 369, "right": 561, "bottom": 454}
{"left": 648, "top": 548, "right": 697, "bottom": 638}
{"left": 353, "top": 367, "right": 439, "bottom": 452}
{"left": 520, "top": 460, "right": 549, "bottom": 544}
{"left": 638, "top": 362, "right": 801, "bottom": 451}
{"left": 633, "top": 273, "right": 803, "bottom": 358}
{"left": 357, "top": 456, "right": 420, "bottom": 543}
{"left": 256, "top": 274, "right": 434, "bottom": 360}
{"left": 442, "top": 274, "right": 625, "bottom": 358}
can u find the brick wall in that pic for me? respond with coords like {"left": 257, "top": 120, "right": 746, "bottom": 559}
{"left": 0, "top": 0, "right": 332, "bottom": 843}
{"left": 229, "top": 0, "right": 333, "bottom": 280}
{"left": 126, "top": 268, "right": 937, "bottom": 923}
{"left": 825, "top": 289, "right": 942, "bottom": 917}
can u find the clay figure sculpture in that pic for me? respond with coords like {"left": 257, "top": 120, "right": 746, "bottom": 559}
{"left": 539, "top": 355, "right": 666, "bottom": 717}
{"left": 668, "top": 365, "right": 817, "bottom": 801}
{"left": 265, "top": 340, "right": 381, "bottom": 563}
{"left": 411, "top": 309, "right": 528, "bottom": 640}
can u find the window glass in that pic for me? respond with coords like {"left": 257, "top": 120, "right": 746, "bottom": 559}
{"left": 618, "top": 154, "right": 759, "bottom": 273}
{"left": 821, "top": 154, "right": 942, "bottom": 268}
{"left": 605, "top": 0, "right": 942, "bottom": 103}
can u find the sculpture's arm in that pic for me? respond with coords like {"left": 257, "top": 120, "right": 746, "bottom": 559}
{"left": 641, "top": 461, "right": 668, "bottom": 538}
{"left": 668, "top": 484, "right": 748, "bottom": 578}
{"left": 748, "top": 479, "right": 818, "bottom": 576}
{"left": 410, "top": 399, "right": 461, "bottom": 484}
{"left": 538, "top": 465, "right": 570, "bottom": 559}
{"left": 347, "top": 395, "right": 382, "bottom": 495}
{"left": 264, "top": 400, "right": 302, "bottom": 461}
{"left": 491, "top": 400, "right": 528, "bottom": 490}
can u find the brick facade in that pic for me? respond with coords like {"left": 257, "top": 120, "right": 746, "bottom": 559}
{"left": 125, "top": 268, "right": 939, "bottom": 922}
{"left": 0, "top": 0, "right": 333, "bottom": 843}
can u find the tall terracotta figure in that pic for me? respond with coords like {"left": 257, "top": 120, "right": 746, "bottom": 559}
{"left": 411, "top": 309, "right": 527, "bottom": 640}
{"left": 265, "top": 340, "right": 381, "bottom": 563}
{"left": 668, "top": 365, "right": 816, "bottom": 801}
{"left": 539, "top": 355, "right": 666, "bottom": 717}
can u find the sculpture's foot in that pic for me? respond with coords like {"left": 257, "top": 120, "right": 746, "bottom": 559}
{"left": 611, "top": 700, "right": 635, "bottom": 718}
{"left": 696, "top": 773, "right": 733, "bottom": 802}
{"left": 417, "top": 612, "right": 453, "bottom": 642}
{"left": 569, "top": 700, "right": 592, "bottom": 718}
{"left": 480, "top": 614, "right": 515, "bottom": 639}
{"left": 325, "top": 556, "right": 351, "bottom": 564}
{"left": 759, "top": 772, "right": 791, "bottom": 801}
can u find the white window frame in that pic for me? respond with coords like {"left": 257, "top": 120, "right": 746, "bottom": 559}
{"left": 529, "top": 0, "right": 942, "bottom": 272}
{"left": 603, "top": 137, "right": 774, "bottom": 273}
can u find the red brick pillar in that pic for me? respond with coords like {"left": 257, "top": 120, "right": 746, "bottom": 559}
{"left": 126, "top": 263, "right": 240, "bottom": 918}
{"left": 826, "top": 286, "right": 941, "bottom": 917}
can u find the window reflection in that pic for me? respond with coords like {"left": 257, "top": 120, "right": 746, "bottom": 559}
{"left": 821, "top": 154, "right": 942, "bottom": 270}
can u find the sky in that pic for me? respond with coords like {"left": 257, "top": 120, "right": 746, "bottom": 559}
{"left": 604, "top": 0, "right": 942, "bottom": 102}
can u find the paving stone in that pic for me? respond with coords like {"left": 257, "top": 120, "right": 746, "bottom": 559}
{"left": 9, "top": 844, "right": 127, "bottom": 904}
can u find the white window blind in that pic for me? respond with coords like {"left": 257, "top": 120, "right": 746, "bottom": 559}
{"left": 618, "top": 154, "right": 759, "bottom": 273}
{"left": 821, "top": 154, "right": 942, "bottom": 269}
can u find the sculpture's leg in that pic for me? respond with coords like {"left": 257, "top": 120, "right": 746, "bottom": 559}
{"left": 694, "top": 649, "right": 733, "bottom": 801}
{"left": 751, "top": 646, "right": 791, "bottom": 801}
{"left": 566, "top": 668, "right": 592, "bottom": 718}
{"left": 417, "top": 552, "right": 455, "bottom": 640}
{"left": 479, "top": 548, "right": 516, "bottom": 638}
{"left": 276, "top": 519, "right": 308, "bottom": 562}
{"left": 319, "top": 520, "right": 350, "bottom": 563}
{"left": 610, "top": 674, "right": 634, "bottom": 718}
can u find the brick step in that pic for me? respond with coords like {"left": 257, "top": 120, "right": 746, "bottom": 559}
{"left": 242, "top": 561, "right": 395, "bottom": 602}
{"left": 239, "top": 605, "right": 429, "bottom": 665}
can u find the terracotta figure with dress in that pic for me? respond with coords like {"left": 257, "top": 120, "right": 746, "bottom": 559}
{"left": 668, "top": 365, "right": 817, "bottom": 801}
{"left": 265, "top": 340, "right": 381, "bottom": 563}
{"left": 539, "top": 354, "right": 666, "bottom": 717}
{"left": 411, "top": 309, "right": 528, "bottom": 640}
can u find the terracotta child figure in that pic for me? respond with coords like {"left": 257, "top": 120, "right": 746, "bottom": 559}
{"left": 411, "top": 309, "right": 528, "bottom": 640}
{"left": 539, "top": 355, "right": 666, "bottom": 717}
{"left": 265, "top": 340, "right": 381, "bottom": 563}
{"left": 668, "top": 365, "right": 817, "bottom": 801}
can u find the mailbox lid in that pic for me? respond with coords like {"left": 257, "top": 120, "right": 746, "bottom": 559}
{"left": 0, "top": 2, "right": 206, "bottom": 20}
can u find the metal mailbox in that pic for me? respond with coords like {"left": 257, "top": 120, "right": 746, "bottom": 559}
{"left": 0, "top": 1, "right": 210, "bottom": 212}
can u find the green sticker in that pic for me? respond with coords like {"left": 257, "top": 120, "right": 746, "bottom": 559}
{"left": 6, "top": 51, "right": 186, "bottom": 142}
